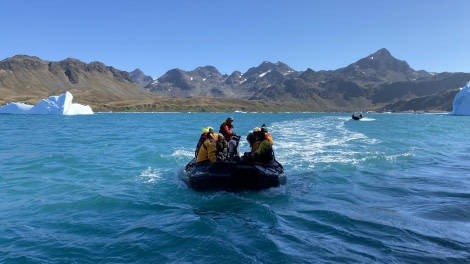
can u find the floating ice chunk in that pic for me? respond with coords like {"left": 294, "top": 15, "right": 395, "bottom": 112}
{"left": 0, "top": 91, "right": 93, "bottom": 115}
{"left": 450, "top": 81, "right": 470, "bottom": 116}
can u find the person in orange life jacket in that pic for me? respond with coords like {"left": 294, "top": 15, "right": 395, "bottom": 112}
{"left": 196, "top": 132, "right": 220, "bottom": 163}
{"left": 261, "top": 124, "right": 274, "bottom": 145}
{"left": 195, "top": 126, "right": 214, "bottom": 157}
{"left": 219, "top": 117, "right": 239, "bottom": 159}
{"left": 219, "top": 117, "right": 234, "bottom": 141}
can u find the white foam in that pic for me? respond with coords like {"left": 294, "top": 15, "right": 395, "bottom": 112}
{"left": 138, "top": 166, "right": 163, "bottom": 183}
{"left": 356, "top": 117, "right": 375, "bottom": 121}
{"left": 270, "top": 116, "right": 380, "bottom": 168}
{"left": 171, "top": 148, "right": 194, "bottom": 159}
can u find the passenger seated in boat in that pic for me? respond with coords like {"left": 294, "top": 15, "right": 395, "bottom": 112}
{"left": 246, "top": 125, "right": 272, "bottom": 153}
{"left": 196, "top": 132, "right": 219, "bottom": 163}
{"left": 219, "top": 117, "right": 234, "bottom": 141}
{"left": 243, "top": 130, "right": 274, "bottom": 164}
{"left": 219, "top": 117, "right": 239, "bottom": 160}
{"left": 251, "top": 127, "right": 262, "bottom": 151}
{"left": 246, "top": 132, "right": 258, "bottom": 153}
{"left": 216, "top": 133, "right": 228, "bottom": 162}
{"left": 261, "top": 124, "right": 273, "bottom": 145}
{"left": 195, "top": 126, "right": 214, "bottom": 157}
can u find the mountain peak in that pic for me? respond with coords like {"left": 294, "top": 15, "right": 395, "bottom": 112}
{"left": 244, "top": 61, "right": 294, "bottom": 78}
{"left": 190, "top": 66, "right": 222, "bottom": 79}
{"left": 372, "top": 48, "right": 392, "bottom": 58}
{"left": 358, "top": 48, "right": 404, "bottom": 67}
{"left": 0, "top": 55, "right": 46, "bottom": 70}
{"left": 338, "top": 48, "right": 414, "bottom": 80}
{"left": 130, "top": 68, "right": 153, "bottom": 87}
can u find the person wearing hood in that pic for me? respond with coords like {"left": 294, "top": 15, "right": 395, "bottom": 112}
{"left": 195, "top": 126, "right": 214, "bottom": 157}
{"left": 196, "top": 132, "right": 219, "bottom": 163}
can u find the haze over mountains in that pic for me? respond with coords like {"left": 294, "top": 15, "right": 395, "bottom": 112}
{"left": 1, "top": 48, "right": 469, "bottom": 112}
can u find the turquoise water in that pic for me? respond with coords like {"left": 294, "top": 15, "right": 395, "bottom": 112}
{"left": 1, "top": 112, "right": 469, "bottom": 263}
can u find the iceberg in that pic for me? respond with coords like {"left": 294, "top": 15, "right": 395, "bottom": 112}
{"left": 450, "top": 81, "right": 470, "bottom": 116}
{"left": 0, "top": 91, "right": 93, "bottom": 115}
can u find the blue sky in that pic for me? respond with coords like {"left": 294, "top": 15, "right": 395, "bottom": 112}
{"left": 1, "top": 0, "right": 469, "bottom": 78}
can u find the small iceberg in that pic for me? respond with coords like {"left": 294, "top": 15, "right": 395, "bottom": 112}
{"left": 450, "top": 81, "right": 470, "bottom": 116}
{"left": 0, "top": 91, "right": 93, "bottom": 115}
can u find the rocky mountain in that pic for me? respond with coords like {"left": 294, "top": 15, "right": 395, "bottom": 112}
{"left": 144, "top": 48, "right": 470, "bottom": 111}
{"left": 129, "top": 68, "right": 153, "bottom": 88}
{"left": 383, "top": 88, "right": 460, "bottom": 112}
{"left": 0, "top": 55, "right": 151, "bottom": 110}
{"left": 146, "top": 61, "right": 299, "bottom": 99}
{"left": 336, "top": 48, "right": 427, "bottom": 84}
{"left": 1, "top": 50, "right": 469, "bottom": 112}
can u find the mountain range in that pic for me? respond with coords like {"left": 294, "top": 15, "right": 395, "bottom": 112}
{"left": 1, "top": 48, "right": 469, "bottom": 112}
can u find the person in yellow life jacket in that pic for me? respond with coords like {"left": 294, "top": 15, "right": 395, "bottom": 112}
{"left": 252, "top": 130, "right": 274, "bottom": 163}
{"left": 196, "top": 132, "right": 219, "bottom": 163}
{"left": 243, "top": 130, "right": 274, "bottom": 164}
{"left": 261, "top": 124, "right": 274, "bottom": 145}
{"left": 195, "top": 126, "right": 214, "bottom": 157}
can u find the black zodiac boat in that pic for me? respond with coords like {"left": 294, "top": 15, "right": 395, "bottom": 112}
{"left": 183, "top": 158, "right": 286, "bottom": 192}
{"left": 352, "top": 113, "right": 363, "bottom": 120}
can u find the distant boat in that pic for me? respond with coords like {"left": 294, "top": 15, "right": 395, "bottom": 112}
{"left": 352, "top": 113, "right": 363, "bottom": 120}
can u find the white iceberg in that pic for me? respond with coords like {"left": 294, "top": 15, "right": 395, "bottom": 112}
{"left": 450, "top": 81, "right": 470, "bottom": 116}
{"left": 0, "top": 91, "right": 93, "bottom": 115}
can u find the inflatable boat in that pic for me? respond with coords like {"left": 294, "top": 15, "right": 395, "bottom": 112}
{"left": 352, "top": 113, "right": 363, "bottom": 120}
{"left": 183, "top": 158, "right": 286, "bottom": 192}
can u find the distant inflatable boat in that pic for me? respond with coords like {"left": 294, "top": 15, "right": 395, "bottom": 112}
{"left": 352, "top": 113, "right": 363, "bottom": 120}
{"left": 183, "top": 158, "right": 286, "bottom": 192}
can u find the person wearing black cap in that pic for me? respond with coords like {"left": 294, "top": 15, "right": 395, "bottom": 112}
{"left": 219, "top": 117, "right": 234, "bottom": 141}
{"left": 219, "top": 117, "right": 239, "bottom": 160}
{"left": 261, "top": 124, "right": 273, "bottom": 145}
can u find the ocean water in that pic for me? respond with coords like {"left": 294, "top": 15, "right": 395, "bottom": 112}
{"left": 1, "top": 112, "right": 469, "bottom": 263}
